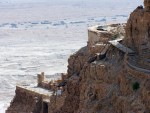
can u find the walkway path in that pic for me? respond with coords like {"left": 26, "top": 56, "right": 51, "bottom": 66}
{"left": 109, "top": 37, "right": 149, "bottom": 74}
{"left": 109, "top": 39, "right": 134, "bottom": 54}
{"left": 126, "top": 59, "right": 150, "bottom": 74}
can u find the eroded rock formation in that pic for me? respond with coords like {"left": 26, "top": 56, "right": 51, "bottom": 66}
{"left": 6, "top": 1, "right": 150, "bottom": 113}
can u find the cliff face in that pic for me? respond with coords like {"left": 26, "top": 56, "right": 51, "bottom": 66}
{"left": 61, "top": 44, "right": 148, "bottom": 113}
{"left": 125, "top": 6, "right": 150, "bottom": 56}
{"left": 44, "top": 46, "right": 89, "bottom": 113}
{"left": 77, "top": 48, "right": 124, "bottom": 113}
{"left": 6, "top": 2, "right": 150, "bottom": 113}
{"left": 51, "top": 7, "right": 150, "bottom": 112}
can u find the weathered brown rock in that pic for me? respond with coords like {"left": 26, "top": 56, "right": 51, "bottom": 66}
{"left": 6, "top": 1, "right": 150, "bottom": 113}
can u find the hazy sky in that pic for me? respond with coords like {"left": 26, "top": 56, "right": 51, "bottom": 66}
{"left": 0, "top": 0, "right": 143, "bottom": 4}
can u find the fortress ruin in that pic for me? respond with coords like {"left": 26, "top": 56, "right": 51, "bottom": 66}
{"left": 6, "top": 0, "right": 150, "bottom": 113}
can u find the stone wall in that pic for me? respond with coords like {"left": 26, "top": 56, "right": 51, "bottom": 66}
{"left": 6, "top": 86, "right": 43, "bottom": 113}
{"left": 88, "top": 26, "right": 112, "bottom": 47}
{"left": 88, "top": 25, "right": 112, "bottom": 56}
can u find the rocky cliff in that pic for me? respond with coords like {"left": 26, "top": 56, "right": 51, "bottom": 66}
{"left": 6, "top": 1, "right": 150, "bottom": 113}
{"left": 47, "top": 4, "right": 150, "bottom": 113}
{"left": 48, "top": 23, "right": 149, "bottom": 113}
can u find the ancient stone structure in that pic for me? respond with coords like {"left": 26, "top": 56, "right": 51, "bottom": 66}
{"left": 38, "top": 72, "right": 45, "bottom": 86}
{"left": 6, "top": 1, "right": 150, "bottom": 113}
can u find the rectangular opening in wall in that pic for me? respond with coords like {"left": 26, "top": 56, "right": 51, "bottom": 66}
{"left": 43, "top": 102, "right": 48, "bottom": 113}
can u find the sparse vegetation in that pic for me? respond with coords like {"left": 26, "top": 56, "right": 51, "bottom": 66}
{"left": 132, "top": 82, "right": 140, "bottom": 91}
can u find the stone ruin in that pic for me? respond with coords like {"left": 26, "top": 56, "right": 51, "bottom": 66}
{"left": 6, "top": 0, "right": 150, "bottom": 113}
